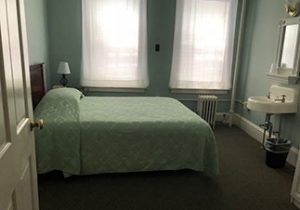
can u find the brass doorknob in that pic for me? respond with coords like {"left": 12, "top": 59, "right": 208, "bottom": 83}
{"left": 31, "top": 119, "right": 44, "bottom": 130}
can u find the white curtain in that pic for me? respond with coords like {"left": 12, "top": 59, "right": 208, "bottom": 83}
{"left": 170, "top": 0, "right": 238, "bottom": 90}
{"left": 81, "top": 0, "right": 148, "bottom": 88}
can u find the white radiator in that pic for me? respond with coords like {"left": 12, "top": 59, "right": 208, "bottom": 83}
{"left": 197, "top": 95, "right": 218, "bottom": 128}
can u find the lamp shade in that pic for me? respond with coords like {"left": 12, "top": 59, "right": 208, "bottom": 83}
{"left": 57, "top": 62, "right": 71, "bottom": 74}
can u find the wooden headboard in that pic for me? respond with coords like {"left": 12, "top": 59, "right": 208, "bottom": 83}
{"left": 30, "top": 63, "right": 46, "bottom": 109}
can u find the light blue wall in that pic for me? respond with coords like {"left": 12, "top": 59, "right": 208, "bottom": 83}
{"left": 237, "top": 0, "right": 300, "bottom": 146}
{"left": 24, "top": 0, "right": 300, "bottom": 145}
{"left": 46, "top": 0, "right": 82, "bottom": 89}
{"left": 46, "top": 0, "right": 178, "bottom": 91}
{"left": 24, "top": 0, "right": 50, "bottom": 88}
{"left": 27, "top": 0, "right": 300, "bottom": 142}
{"left": 46, "top": 0, "right": 235, "bottom": 112}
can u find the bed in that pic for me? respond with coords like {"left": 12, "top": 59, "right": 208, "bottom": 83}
{"left": 31, "top": 68, "right": 218, "bottom": 176}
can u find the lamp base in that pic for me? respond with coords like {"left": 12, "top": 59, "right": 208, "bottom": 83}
{"left": 60, "top": 74, "right": 68, "bottom": 87}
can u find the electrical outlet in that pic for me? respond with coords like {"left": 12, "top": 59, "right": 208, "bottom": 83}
{"left": 222, "top": 113, "right": 229, "bottom": 124}
{"left": 215, "top": 113, "right": 227, "bottom": 123}
{"left": 155, "top": 44, "right": 160, "bottom": 52}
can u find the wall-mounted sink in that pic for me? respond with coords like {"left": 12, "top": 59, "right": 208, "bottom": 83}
{"left": 247, "top": 85, "right": 298, "bottom": 114}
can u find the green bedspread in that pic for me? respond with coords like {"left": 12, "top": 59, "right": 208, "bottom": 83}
{"left": 34, "top": 88, "right": 218, "bottom": 175}
{"left": 34, "top": 88, "right": 82, "bottom": 174}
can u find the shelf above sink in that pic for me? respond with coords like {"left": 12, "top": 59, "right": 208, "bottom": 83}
{"left": 266, "top": 72, "right": 299, "bottom": 85}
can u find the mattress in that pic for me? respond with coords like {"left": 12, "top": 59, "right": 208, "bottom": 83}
{"left": 34, "top": 88, "right": 219, "bottom": 175}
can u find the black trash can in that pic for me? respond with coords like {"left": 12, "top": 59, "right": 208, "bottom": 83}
{"left": 264, "top": 138, "right": 291, "bottom": 168}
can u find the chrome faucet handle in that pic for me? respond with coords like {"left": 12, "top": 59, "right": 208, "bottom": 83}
{"left": 282, "top": 94, "right": 286, "bottom": 102}
{"left": 274, "top": 95, "right": 286, "bottom": 103}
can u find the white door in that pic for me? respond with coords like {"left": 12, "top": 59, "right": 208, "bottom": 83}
{"left": 0, "top": 0, "right": 39, "bottom": 209}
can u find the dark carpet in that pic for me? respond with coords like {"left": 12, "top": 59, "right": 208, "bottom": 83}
{"left": 38, "top": 126, "right": 297, "bottom": 210}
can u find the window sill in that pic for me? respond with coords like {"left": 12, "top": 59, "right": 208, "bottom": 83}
{"left": 170, "top": 88, "right": 229, "bottom": 95}
{"left": 82, "top": 87, "right": 146, "bottom": 93}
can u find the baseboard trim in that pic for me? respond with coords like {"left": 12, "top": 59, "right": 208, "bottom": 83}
{"left": 215, "top": 112, "right": 231, "bottom": 124}
{"left": 291, "top": 197, "right": 300, "bottom": 209}
{"left": 232, "top": 113, "right": 298, "bottom": 167}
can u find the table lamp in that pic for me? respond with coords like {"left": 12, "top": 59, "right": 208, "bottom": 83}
{"left": 57, "top": 62, "right": 71, "bottom": 86}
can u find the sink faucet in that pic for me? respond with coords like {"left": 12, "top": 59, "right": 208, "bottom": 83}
{"left": 266, "top": 92, "right": 271, "bottom": 99}
{"left": 274, "top": 95, "right": 286, "bottom": 103}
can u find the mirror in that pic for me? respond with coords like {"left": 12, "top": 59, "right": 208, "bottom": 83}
{"left": 275, "top": 17, "right": 300, "bottom": 77}
{"left": 281, "top": 24, "right": 299, "bottom": 69}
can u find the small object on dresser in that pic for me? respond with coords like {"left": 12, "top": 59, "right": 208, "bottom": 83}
{"left": 57, "top": 61, "right": 71, "bottom": 86}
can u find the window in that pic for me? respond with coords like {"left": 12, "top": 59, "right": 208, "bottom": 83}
{"left": 81, "top": 0, "right": 148, "bottom": 88}
{"left": 170, "top": 0, "right": 238, "bottom": 90}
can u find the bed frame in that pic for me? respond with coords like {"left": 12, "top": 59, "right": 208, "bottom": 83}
{"left": 30, "top": 63, "right": 46, "bottom": 109}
